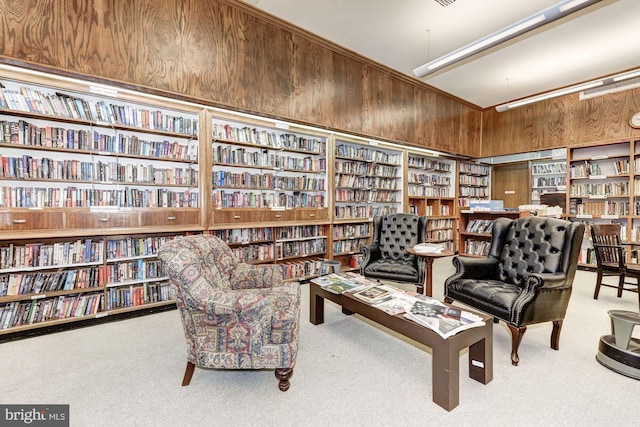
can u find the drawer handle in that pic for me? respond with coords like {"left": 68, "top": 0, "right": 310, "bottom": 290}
{"left": 309, "top": 213, "right": 316, "bottom": 217}
{"left": 233, "top": 215, "right": 241, "bottom": 219}
{"left": 12, "top": 219, "right": 27, "bottom": 224}
{"left": 275, "top": 214, "right": 282, "bottom": 218}
{"left": 99, "top": 218, "right": 110, "bottom": 222}
{"left": 167, "top": 216, "right": 176, "bottom": 220}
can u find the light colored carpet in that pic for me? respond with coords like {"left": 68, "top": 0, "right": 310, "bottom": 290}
{"left": 0, "top": 258, "right": 638, "bottom": 426}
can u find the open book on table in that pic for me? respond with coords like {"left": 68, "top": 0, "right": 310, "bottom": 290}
{"left": 404, "top": 300, "right": 485, "bottom": 339}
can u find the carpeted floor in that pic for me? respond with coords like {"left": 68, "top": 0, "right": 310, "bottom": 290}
{"left": 0, "top": 258, "right": 638, "bottom": 426}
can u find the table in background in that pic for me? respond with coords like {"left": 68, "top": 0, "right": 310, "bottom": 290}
{"left": 406, "top": 248, "right": 455, "bottom": 297}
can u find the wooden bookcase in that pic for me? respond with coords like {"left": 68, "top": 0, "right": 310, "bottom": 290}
{"left": 531, "top": 159, "right": 567, "bottom": 203}
{"left": 406, "top": 151, "right": 457, "bottom": 251}
{"left": 567, "top": 140, "right": 636, "bottom": 267}
{"left": 0, "top": 67, "right": 203, "bottom": 335}
{"left": 208, "top": 111, "right": 330, "bottom": 282}
{"left": 458, "top": 161, "right": 491, "bottom": 209}
{"left": 458, "top": 210, "right": 524, "bottom": 257}
{"left": 331, "top": 136, "right": 403, "bottom": 270}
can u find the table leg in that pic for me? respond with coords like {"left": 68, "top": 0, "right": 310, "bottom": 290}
{"left": 431, "top": 342, "right": 459, "bottom": 411}
{"left": 309, "top": 285, "right": 325, "bottom": 325}
{"left": 424, "top": 257, "right": 435, "bottom": 297}
{"left": 468, "top": 328, "right": 493, "bottom": 384}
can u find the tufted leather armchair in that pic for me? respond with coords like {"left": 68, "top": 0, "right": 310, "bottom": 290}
{"left": 157, "top": 235, "right": 300, "bottom": 391}
{"left": 444, "top": 216, "right": 585, "bottom": 366}
{"left": 360, "top": 213, "right": 428, "bottom": 290}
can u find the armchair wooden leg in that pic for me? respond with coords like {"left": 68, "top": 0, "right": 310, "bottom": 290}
{"left": 551, "top": 320, "right": 562, "bottom": 350}
{"left": 507, "top": 324, "right": 527, "bottom": 366}
{"left": 182, "top": 362, "right": 195, "bottom": 386}
{"left": 444, "top": 296, "right": 453, "bottom": 304}
{"left": 275, "top": 368, "right": 293, "bottom": 392}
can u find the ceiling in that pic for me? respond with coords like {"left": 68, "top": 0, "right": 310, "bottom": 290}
{"left": 241, "top": 0, "right": 640, "bottom": 109}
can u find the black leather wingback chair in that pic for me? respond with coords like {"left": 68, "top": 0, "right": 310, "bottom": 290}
{"left": 360, "top": 213, "right": 428, "bottom": 291}
{"left": 444, "top": 216, "right": 585, "bottom": 366}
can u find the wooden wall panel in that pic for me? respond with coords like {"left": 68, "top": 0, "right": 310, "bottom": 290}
{"left": 0, "top": 0, "right": 482, "bottom": 156}
{"left": 483, "top": 87, "right": 640, "bottom": 157}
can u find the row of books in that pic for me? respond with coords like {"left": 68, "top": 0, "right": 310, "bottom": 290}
{"left": 459, "top": 187, "right": 489, "bottom": 198}
{"left": 0, "top": 120, "right": 198, "bottom": 160}
{"left": 213, "top": 146, "right": 326, "bottom": 173}
{"left": 0, "top": 267, "right": 101, "bottom": 296}
{"left": 212, "top": 190, "right": 325, "bottom": 209}
{"left": 408, "top": 172, "right": 452, "bottom": 186}
{"left": 0, "top": 239, "right": 103, "bottom": 270}
{"left": 459, "top": 175, "right": 490, "bottom": 186}
{"left": 213, "top": 171, "right": 325, "bottom": 191}
{"left": 212, "top": 123, "right": 326, "bottom": 154}
{"left": 407, "top": 157, "right": 453, "bottom": 172}
{"left": 334, "top": 161, "right": 399, "bottom": 178}
{"left": 275, "top": 225, "right": 325, "bottom": 240}
{"left": 279, "top": 258, "right": 327, "bottom": 280}
{"left": 332, "top": 238, "right": 368, "bottom": 255}
{"left": 571, "top": 200, "right": 630, "bottom": 216}
{"left": 312, "top": 273, "right": 484, "bottom": 339}
{"left": 105, "top": 282, "right": 173, "bottom": 310}
{"left": 533, "top": 176, "right": 567, "bottom": 187}
{"left": 276, "top": 239, "right": 327, "bottom": 260}
{"left": 407, "top": 186, "right": 452, "bottom": 198}
{"left": 570, "top": 182, "right": 629, "bottom": 197}
{"left": 459, "top": 163, "right": 491, "bottom": 175}
{"left": 212, "top": 228, "right": 273, "bottom": 244}
{"left": 105, "top": 236, "right": 180, "bottom": 260}
{"left": 230, "top": 243, "right": 274, "bottom": 263}
{"left": 465, "top": 219, "right": 495, "bottom": 234}
{"left": 334, "top": 205, "right": 398, "bottom": 220}
{"left": 0, "top": 292, "right": 104, "bottom": 329}
{"left": 333, "top": 223, "right": 370, "bottom": 239}
{"left": 1, "top": 154, "right": 198, "bottom": 186}
{"left": 335, "top": 145, "right": 402, "bottom": 165}
{"left": 103, "top": 260, "right": 165, "bottom": 285}
{"left": 532, "top": 163, "right": 567, "bottom": 175}
{"left": 334, "top": 173, "right": 398, "bottom": 189}
{"left": 0, "top": 185, "right": 199, "bottom": 208}
{"left": 426, "top": 229, "right": 454, "bottom": 241}
{"left": 463, "top": 240, "right": 491, "bottom": 256}
{"left": 0, "top": 85, "right": 198, "bottom": 135}
{"left": 334, "top": 189, "right": 398, "bottom": 203}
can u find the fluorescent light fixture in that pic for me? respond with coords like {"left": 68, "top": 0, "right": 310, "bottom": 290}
{"left": 580, "top": 75, "right": 640, "bottom": 100}
{"left": 413, "top": 0, "right": 603, "bottom": 78}
{"left": 495, "top": 81, "right": 603, "bottom": 112}
{"left": 613, "top": 69, "right": 640, "bottom": 82}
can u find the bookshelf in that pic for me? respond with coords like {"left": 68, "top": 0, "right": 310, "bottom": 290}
{"left": 406, "top": 151, "right": 457, "bottom": 251}
{"left": 458, "top": 210, "right": 524, "bottom": 257}
{"left": 209, "top": 112, "right": 330, "bottom": 281}
{"left": 458, "top": 161, "right": 491, "bottom": 209}
{"left": 0, "top": 67, "right": 203, "bottom": 335}
{"left": 332, "top": 137, "right": 403, "bottom": 270}
{"left": 567, "top": 140, "right": 636, "bottom": 267}
{"left": 531, "top": 159, "right": 567, "bottom": 203}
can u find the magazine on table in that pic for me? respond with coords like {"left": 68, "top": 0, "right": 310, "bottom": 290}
{"left": 352, "top": 284, "right": 401, "bottom": 305}
{"left": 374, "top": 291, "right": 434, "bottom": 316}
{"left": 404, "top": 300, "right": 484, "bottom": 339}
{"left": 310, "top": 273, "right": 365, "bottom": 294}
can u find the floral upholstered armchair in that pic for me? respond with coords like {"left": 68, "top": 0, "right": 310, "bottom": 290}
{"left": 157, "top": 235, "right": 300, "bottom": 391}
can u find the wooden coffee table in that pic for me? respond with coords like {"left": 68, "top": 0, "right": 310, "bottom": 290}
{"left": 309, "top": 280, "right": 493, "bottom": 411}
